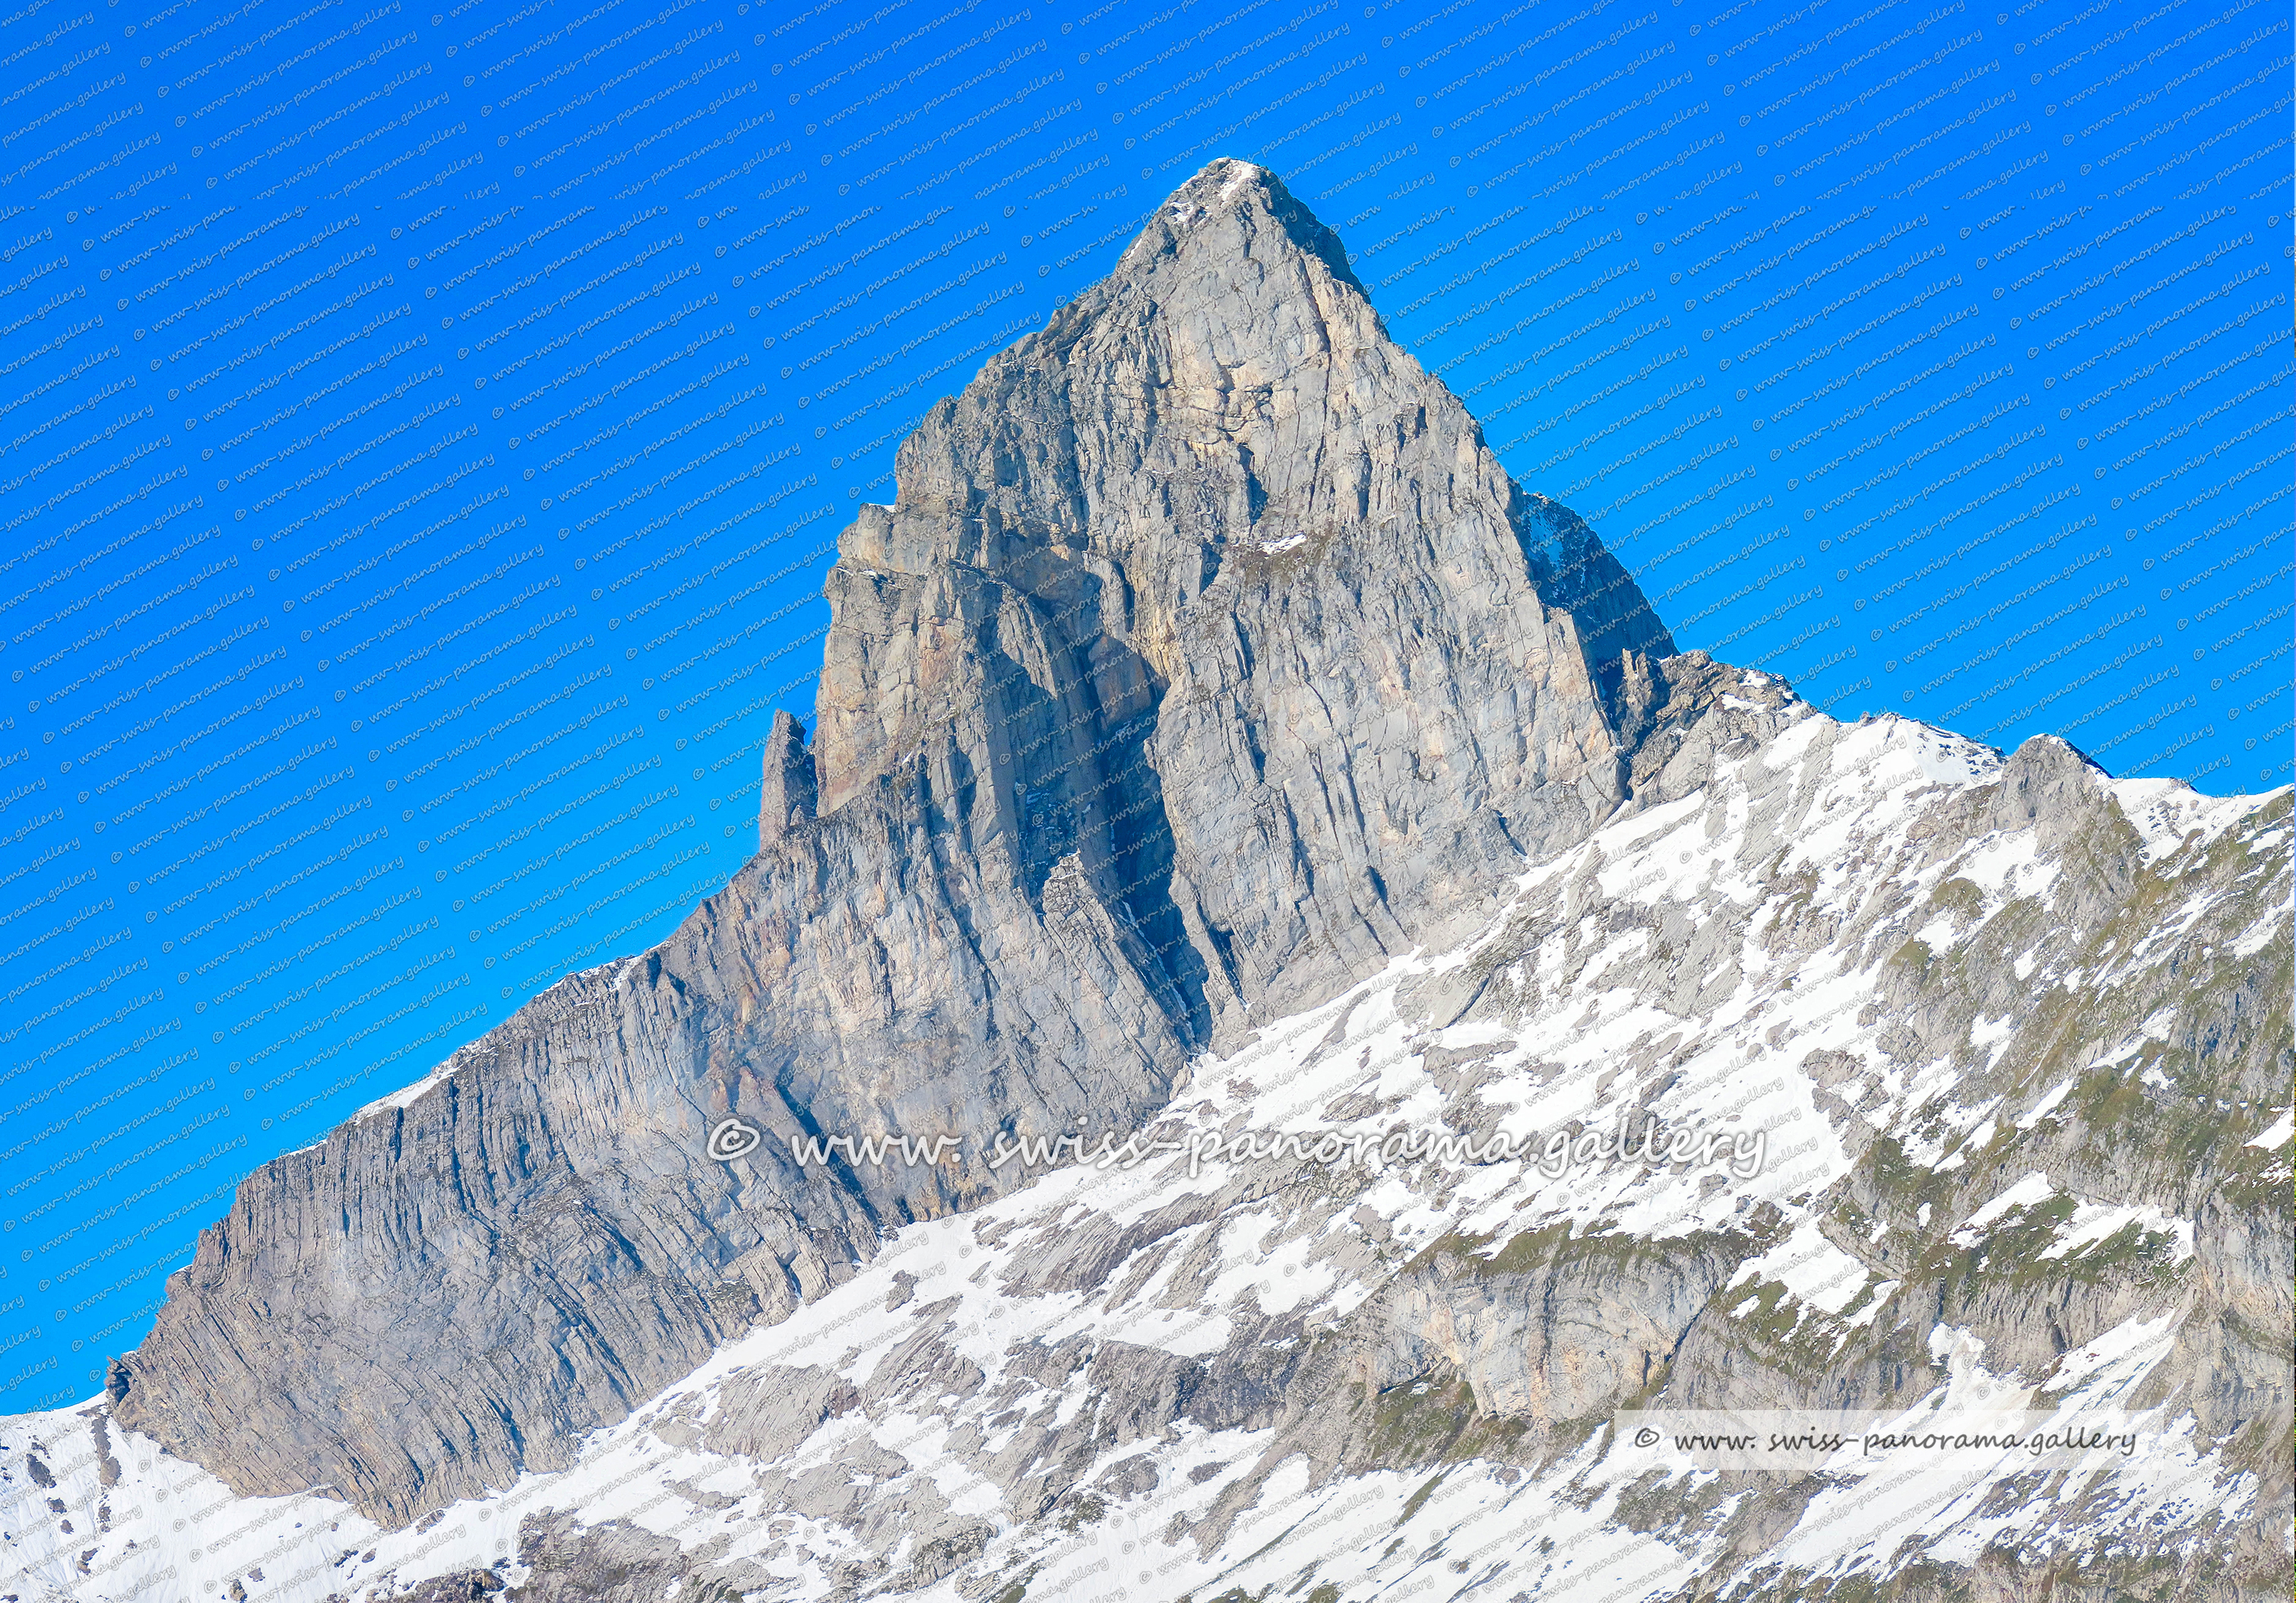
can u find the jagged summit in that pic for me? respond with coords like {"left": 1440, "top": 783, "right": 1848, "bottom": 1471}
{"left": 1126, "top": 157, "right": 1372, "bottom": 296}
{"left": 814, "top": 159, "right": 1674, "bottom": 1009}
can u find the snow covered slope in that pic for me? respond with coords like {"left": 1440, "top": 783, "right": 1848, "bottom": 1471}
{"left": 8, "top": 668, "right": 2287, "bottom": 1603}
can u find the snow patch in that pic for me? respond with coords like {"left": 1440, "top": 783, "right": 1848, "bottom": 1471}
{"left": 1950, "top": 1171, "right": 2056, "bottom": 1244}
{"left": 2038, "top": 1200, "right": 2194, "bottom": 1265}
{"left": 2245, "top": 1106, "right": 2293, "bottom": 1150}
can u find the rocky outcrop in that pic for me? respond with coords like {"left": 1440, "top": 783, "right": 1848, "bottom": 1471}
{"left": 757, "top": 708, "right": 819, "bottom": 849}
{"left": 107, "top": 160, "right": 1675, "bottom": 1525}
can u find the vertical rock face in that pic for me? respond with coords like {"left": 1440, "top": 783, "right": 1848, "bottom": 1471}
{"left": 108, "top": 161, "right": 1674, "bottom": 1523}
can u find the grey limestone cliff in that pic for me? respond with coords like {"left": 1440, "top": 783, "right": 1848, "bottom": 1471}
{"left": 109, "top": 160, "right": 1677, "bottom": 1525}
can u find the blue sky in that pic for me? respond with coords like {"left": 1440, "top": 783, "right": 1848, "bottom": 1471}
{"left": 0, "top": 0, "right": 2287, "bottom": 1411}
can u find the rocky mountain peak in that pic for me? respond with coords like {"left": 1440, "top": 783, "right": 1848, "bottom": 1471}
{"left": 812, "top": 160, "right": 1674, "bottom": 1031}
{"left": 101, "top": 163, "right": 2288, "bottom": 1577}
{"left": 104, "top": 161, "right": 1688, "bottom": 1525}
